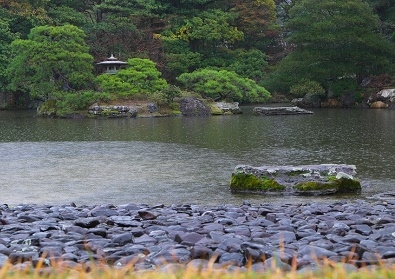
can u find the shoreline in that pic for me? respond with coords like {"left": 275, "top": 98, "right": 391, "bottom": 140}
{"left": 1, "top": 200, "right": 395, "bottom": 272}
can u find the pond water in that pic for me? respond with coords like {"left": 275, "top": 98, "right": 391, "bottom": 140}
{"left": 0, "top": 107, "right": 394, "bottom": 206}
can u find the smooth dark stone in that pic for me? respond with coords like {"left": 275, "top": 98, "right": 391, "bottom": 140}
{"left": 88, "top": 228, "right": 107, "bottom": 237}
{"left": 111, "top": 233, "right": 134, "bottom": 246}
{"left": 218, "top": 238, "right": 243, "bottom": 252}
{"left": 240, "top": 242, "right": 271, "bottom": 260}
{"left": 208, "top": 231, "right": 225, "bottom": 242}
{"left": 175, "top": 232, "right": 204, "bottom": 245}
{"left": 198, "top": 214, "right": 215, "bottom": 224}
{"left": 219, "top": 252, "right": 245, "bottom": 267}
{"left": 9, "top": 252, "right": 39, "bottom": 264}
{"left": 190, "top": 246, "right": 212, "bottom": 260}
{"left": 138, "top": 211, "right": 158, "bottom": 220}
{"left": 133, "top": 234, "right": 157, "bottom": 245}
{"left": 110, "top": 216, "right": 141, "bottom": 227}
{"left": 74, "top": 217, "right": 100, "bottom": 228}
{"left": 64, "top": 225, "right": 88, "bottom": 235}
{"left": 202, "top": 223, "right": 224, "bottom": 232}
{"left": 269, "top": 231, "right": 296, "bottom": 244}
{"left": 61, "top": 253, "right": 79, "bottom": 262}
{"left": 376, "top": 217, "right": 395, "bottom": 225}
{"left": 17, "top": 215, "right": 40, "bottom": 223}
{"left": 150, "top": 247, "right": 191, "bottom": 266}
{"left": 114, "top": 254, "right": 144, "bottom": 267}
{"left": 89, "top": 207, "right": 118, "bottom": 217}
{"left": 354, "top": 224, "right": 373, "bottom": 236}
{"left": 263, "top": 257, "right": 292, "bottom": 271}
{"left": 298, "top": 245, "right": 337, "bottom": 259}
{"left": 40, "top": 246, "right": 64, "bottom": 257}
{"left": 382, "top": 251, "right": 395, "bottom": 259}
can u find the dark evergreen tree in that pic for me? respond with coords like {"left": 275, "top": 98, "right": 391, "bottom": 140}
{"left": 267, "top": 0, "right": 395, "bottom": 96}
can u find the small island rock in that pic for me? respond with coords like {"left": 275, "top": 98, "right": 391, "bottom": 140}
{"left": 230, "top": 164, "right": 361, "bottom": 195}
{"left": 253, "top": 106, "right": 313, "bottom": 116}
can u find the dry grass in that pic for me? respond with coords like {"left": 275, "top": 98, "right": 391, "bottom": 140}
{"left": 1, "top": 258, "right": 395, "bottom": 279}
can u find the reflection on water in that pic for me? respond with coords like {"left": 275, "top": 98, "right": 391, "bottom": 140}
{"left": 0, "top": 108, "right": 394, "bottom": 205}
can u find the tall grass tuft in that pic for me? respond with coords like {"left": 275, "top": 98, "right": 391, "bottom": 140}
{"left": 0, "top": 258, "right": 395, "bottom": 279}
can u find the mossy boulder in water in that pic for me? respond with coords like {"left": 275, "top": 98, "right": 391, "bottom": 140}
{"left": 230, "top": 164, "right": 361, "bottom": 195}
{"left": 230, "top": 173, "right": 285, "bottom": 192}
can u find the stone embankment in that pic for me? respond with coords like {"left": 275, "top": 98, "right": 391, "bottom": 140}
{"left": 88, "top": 98, "right": 242, "bottom": 118}
{"left": 1, "top": 201, "right": 395, "bottom": 273}
{"left": 253, "top": 106, "right": 313, "bottom": 116}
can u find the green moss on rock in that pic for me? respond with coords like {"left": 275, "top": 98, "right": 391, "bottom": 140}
{"left": 230, "top": 173, "right": 285, "bottom": 192}
{"left": 294, "top": 178, "right": 361, "bottom": 193}
{"left": 334, "top": 178, "right": 361, "bottom": 193}
{"left": 209, "top": 103, "right": 223, "bottom": 115}
{"left": 294, "top": 181, "right": 337, "bottom": 191}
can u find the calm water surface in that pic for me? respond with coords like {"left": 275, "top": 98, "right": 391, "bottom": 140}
{"left": 0, "top": 107, "right": 394, "bottom": 206}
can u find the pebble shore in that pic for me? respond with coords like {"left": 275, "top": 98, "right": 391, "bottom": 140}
{"left": 1, "top": 200, "right": 395, "bottom": 273}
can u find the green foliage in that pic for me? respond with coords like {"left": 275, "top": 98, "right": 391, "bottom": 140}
{"left": 294, "top": 181, "right": 337, "bottom": 192}
{"left": 231, "top": 0, "right": 278, "bottom": 50}
{"left": 38, "top": 90, "right": 112, "bottom": 116}
{"left": 159, "top": 85, "right": 182, "bottom": 103}
{"left": 269, "top": 0, "right": 395, "bottom": 95}
{"left": 367, "top": 0, "right": 395, "bottom": 38}
{"left": 83, "top": 15, "right": 142, "bottom": 59}
{"left": 97, "top": 58, "right": 168, "bottom": 97}
{"left": 177, "top": 68, "right": 271, "bottom": 103}
{"left": 0, "top": 17, "right": 18, "bottom": 91}
{"left": 327, "top": 78, "right": 359, "bottom": 98}
{"left": 47, "top": 6, "right": 88, "bottom": 26}
{"left": 7, "top": 24, "right": 94, "bottom": 101}
{"left": 294, "top": 178, "right": 361, "bottom": 193}
{"left": 173, "top": 9, "right": 243, "bottom": 44}
{"left": 167, "top": 9, "right": 244, "bottom": 57}
{"left": 290, "top": 79, "right": 326, "bottom": 98}
{"left": 161, "top": 37, "right": 202, "bottom": 78}
{"left": 1, "top": 0, "right": 395, "bottom": 108}
{"left": 230, "top": 173, "right": 285, "bottom": 192}
{"left": 227, "top": 49, "right": 268, "bottom": 81}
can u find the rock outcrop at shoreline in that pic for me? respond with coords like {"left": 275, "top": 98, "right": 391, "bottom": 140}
{"left": 87, "top": 99, "right": 242, "bottom": 118}
{"left": 231, "top": 164, "right": 361, "bottom": 195}
{"left": 253, "top": 106, "right": 313, "bottom": 116}
{"left": 1, "top": 200, "right": 395, "bottom": 272}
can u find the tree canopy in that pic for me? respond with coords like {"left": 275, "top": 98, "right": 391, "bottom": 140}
{"left": 267, "top": 0, "right": 395, "bottom": 94}
{"left": 177, "top": 68, "right": 271, "bottom": 103}
{"left": 97, "top": 58, "right": 168, "bottom": 97}
{"left": 7, "top": 24, "right": 94, "bottom": 101}
{"left": 0, "top": 0, "right": 395, "bottom": 110}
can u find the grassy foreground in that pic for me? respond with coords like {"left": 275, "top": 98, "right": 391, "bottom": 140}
{"left": 1, "top": 260, "right": 395, "bottom": 279}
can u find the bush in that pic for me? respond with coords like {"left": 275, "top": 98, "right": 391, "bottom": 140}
{"left": 39, "top": 90, "right": 113, "bottom": 116}
{"left": 160, "top": 85, "right": 182, "bottom": 103}
{"left": 96, "top": 58, "right": 168, "bottom": 98}
{"left": 290, "top": 79, "right": 326, "bottom": 98}
{"left": 177, "top": 68, "right": 271, "bottom": 103}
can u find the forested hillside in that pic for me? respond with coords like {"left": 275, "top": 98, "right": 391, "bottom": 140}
{"left": 0, "top": 0, "right": 394, "bottom": 113}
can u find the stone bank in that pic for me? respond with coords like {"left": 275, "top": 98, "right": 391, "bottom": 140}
{"left": 1, "top": 200, "right": 395, "bottom": 272}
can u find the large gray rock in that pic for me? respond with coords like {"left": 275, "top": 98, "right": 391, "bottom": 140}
{"left": 253, "top": 106, "right": 313, "bottom": 116}
{"left": 292, "top": 93, "right": 322, "bottom": 108}
{"left": 214, "top": 102, "right": 242, "bottom": 114}
{"left": 179, "top": 97, "right": 211, "bottom": 116}
{"left": 230, "top": 164, "right": 361, "bottom": 195}
{"left": 368, "top": 89, "right": 395, "bottom": 108}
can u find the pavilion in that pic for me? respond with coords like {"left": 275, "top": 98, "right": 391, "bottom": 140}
{"left": 97, "top": 54, "right": 127, "bottom": 74}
